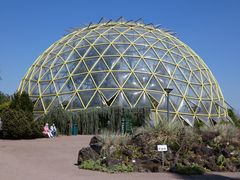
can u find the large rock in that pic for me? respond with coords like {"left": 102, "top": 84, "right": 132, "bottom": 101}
{"left": 77, "top": 147, "right": 99, "bottom": 165}
{"left": 89, "top": 136, "right": 103, "bottom": 154}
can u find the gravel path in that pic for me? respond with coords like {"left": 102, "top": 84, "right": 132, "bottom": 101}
{"left": 0, "top": 135, "right": 239, "bottom": 180}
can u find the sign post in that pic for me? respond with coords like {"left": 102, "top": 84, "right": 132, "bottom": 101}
{"left": 157, "top": 145, "right": 168, "bottom": 168}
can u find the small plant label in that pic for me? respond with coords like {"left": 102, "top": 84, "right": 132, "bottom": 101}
{"left": 157, "top": 145, "right": 168, "bottom": 152}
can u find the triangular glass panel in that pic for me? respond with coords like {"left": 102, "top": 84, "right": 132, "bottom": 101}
{"left": 191, "top": 84, "right": 202, "bottom": 97}
{"left": 76, "top": 47, "right": 90, "bottom": 57}
{"left": 198, "top": 117, "right": 211, "bottom": 126}
{"left": 174, "top": 80, "right": 188, "bottom": 95}
{"left": 60, "top": 78, "right": 75, "bottom": 92}
{"left": 84, "top": 58, "right": 98, "bottom": 70}
{"left": 153, "top": 42, "right": 166, "bottom": 50}
{"left": 43, "top": 83, "right": 56, "bottom": 95}
{"left": 42, "top": 96, "right": 55, "bottom": 110}
{"left": 34, "top": 99, "right": 44, "bottom": 111}
{"left": 31, "top": 84, "right": 39, "bottom": 95}
{"left": 199, "top": 102, "right": 208, "bottom": 114}
{"left": 88, "top": 92, "right": 104, "bottom": 108}
{"left": 53, "top": 57, "right": 64, "bottom": 66}
{"left": 56, "top": 65, "right": 69, "bottom": 78}
{"left": 94, "top": 44, "right": 109, "bottom": 55}
{"left": 135, "top": 45, "right": 148, "bottom": 55}
{"left": 67, "top": 51, "right": 81, "bottom": 61}
{"left": 32, "top": 69, "right": 40, "bottom": 81}
{"left": 111, "top": 92, "right": 130, "bottom": 107}
{"left": 114, "top": 35, "right": 130, "bottom": 44}
{"left": 190, "top": 72, "right": 201, "bottom": 84}
{"left": 146, "top": 76, "right": 162, "bottom": 91}
{"left": 170, "top": 95, "right": 183, "bottom": 110}
{"left": 124, "top": 57, "right": 139, "bottom": 69}
{"left": 147, "top": 91, "right": 163, "bottom": 102}
{"left": 59, "top": 51, "right": 72, "bottom": 61}
{"left": 79, "top": 75, "right": 96, "bottom": 90}
{"left": 134, "top": 37, "right": 148, "bottom": 45}
{"left": 40, "top": 81, "right": 50, "bottom": 93}
{"left": 41, "top": 70, "right": 52, "bottom": 81}
{"left": 135, "top": 93, "right": 152, "bottom": 108}
{"left": 155, "top": 75, "right": 170, "bottom": 88}
{"left": 112, "top": 58, "right": 130, "bottom": 71}
{"left": 77, "top": 39, "right": 90, "bottom": 47}
{"left": 72, "top": 74, "right": 87, "bottom": 88}
{"left": 114, "top": 44, "right": 130, "bottom": 54}
{"left": 155, "top": 62, "right": 168, "bottom": 76}
{"left": 92, "top": 58, "right": 109, "bottom": 71}
{"left": 100, "top": 89, "right": 119, "bottom": 101}
{"left": 135, "top": 73, "right": 151, "bottom": 88}
{"left": 51, "top": 65, "right": 62, "bottom": 77}
{"left": 180, "top": 68, "right": 191, "bottom": 81}
{"left": 68, "top": 94, "right": 83, "bottom": 109}
{"left": 146, "top": 37, "right": 158, "bottom": 45}
{"left": 124, "top": 45, "right": 140, "bottom": 56}
{"left": 163, "top": 53, "right": 175, "bottom": 64}
{"left": 58, "top": 93, "right": 72, "bottom": 108}
{"left": 178, "top": 99, "right": 192, "bottom": 113}
{"left": 201, "top": 87, "right": 210, "bottom": 99}
{"left": 180, "top": 115, "right": 195, "bottom": 127}
{"left": 91, "top": 72, "right": 108, "bottom": 86}
{"left": 104, "top": 45, "right": 119, "bottom": 56}
{"left": 178, "top": 59, "right": 190, "bottom": 70}
{"left": 173, "top": 68, "right": 186, "bottom": 81}
{"left": 73, "top": 61, "right": 88, "bottom": 74}
{"left": 144, "top": 59, "right": 159, "bottom": 72}
{"left": 95, "top": 36, "right": 109, "bottom": 44}
{"left": 187, "top": 99, "right": 200, "bottom": 113}
{"left": 124, "top": 90, "right": 142, "bottom": 106}
{"left": 100, "top": 73, "right": 119, "bottom": 88}
{"left": 103, "top": 56, "right": 119, "bottom": 69}
{"left": 186, "top": 86, "right": 198, "bottom": 98}
{"left": 78, "top": 90, "right": 95, "bottom": 107}
{"left": 66, "top": 61, "right": 79, "bottom": 72}
{"left": 171, "top": 47, "right": 182, "bottom": 56}
{"left": 54, "top": 78, "right": 67, "bottom": 92}
{"left": 112, "top": 72, "right": 131, "bottom": 86}
{"left": 163, "top": 62, "right": 176, "bottom": 76}
{"left": 85, "top": 47, "right": 99, "bottom": 57}
{"left": 170, "top": 52, "right": 182, "bottom": 63}
{"left": 134, "top": 59, "right": 150, "bottom": 73}
{"left": 144, "top": 48, "right": 158, "bottom": 59}
{"left": 123, "top": 74, "right": 141, "bottom": 89}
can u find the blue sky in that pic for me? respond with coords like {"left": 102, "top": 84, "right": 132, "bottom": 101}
{"left": 0, "top": 0, "right": 239, "bottom": 111}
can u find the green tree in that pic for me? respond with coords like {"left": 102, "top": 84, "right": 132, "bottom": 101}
{"left": 228, "top": 109, "right": 240, "bottom": 127}
{"left": 9, "top": 91, "right": 33, "bottom": 113}
{"left": 0, "top": 91, "right": 10, "bottom": 104}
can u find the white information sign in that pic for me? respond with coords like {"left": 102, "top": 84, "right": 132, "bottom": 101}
{"left": 157, "top": 145, "right": 168, "bottom": 152}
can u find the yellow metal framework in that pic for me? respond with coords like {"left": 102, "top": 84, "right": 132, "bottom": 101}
{"left": 18, "top": 19, "right": 229, "bottom": 126}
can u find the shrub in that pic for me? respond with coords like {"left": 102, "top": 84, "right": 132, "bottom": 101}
{"left": 9, "top": 91, "right": 34, "bottom": 113}
{"left": 79, "top": 159, "right": 133, "bottom": 173}
{"left": 172, "top": 164, "right": 205, "bottom": 175}
{"left": 1, "top": 109, "right": 32, "bottom": 139}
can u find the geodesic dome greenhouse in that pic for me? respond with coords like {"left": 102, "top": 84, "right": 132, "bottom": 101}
{"left": 19, "top": 18, "right": 230, "bottom": 126}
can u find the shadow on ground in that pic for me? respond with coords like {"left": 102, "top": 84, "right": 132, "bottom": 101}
{"left": 175, "top": 173, "right": 240, "bottom": 180}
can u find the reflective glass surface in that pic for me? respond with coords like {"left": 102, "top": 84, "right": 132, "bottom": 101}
{"left": 19, "top": 21, "right": 229, "bottom": 125}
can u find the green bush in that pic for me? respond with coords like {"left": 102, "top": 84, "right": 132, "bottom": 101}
{"left": 9, "top": 91, "right": 33, "bottom": 113}
{"left": 1, "top": 109, "right": 32, "bottom": 139}
{"left": 173, "top": 164, "right": 205, "bottom": 175}
{"left": 79, "top": 159, "right": 133, "bottom": 173}
{"left": 1, "top": 109, "right": 44, "bottom": 139}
